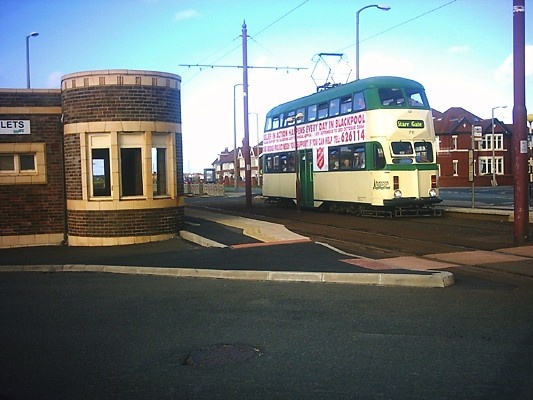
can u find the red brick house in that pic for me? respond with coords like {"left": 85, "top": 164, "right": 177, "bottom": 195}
{"left": 434, "top": 107, "right": 516, "bottom": 187}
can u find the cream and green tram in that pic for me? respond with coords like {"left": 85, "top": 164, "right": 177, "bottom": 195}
{"left": 262, "top": 76, "right": 442, "bottom": 216}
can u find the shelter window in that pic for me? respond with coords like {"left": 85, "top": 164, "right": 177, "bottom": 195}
{"left": 91, "top": 148, "right": 111, "bottom": 197}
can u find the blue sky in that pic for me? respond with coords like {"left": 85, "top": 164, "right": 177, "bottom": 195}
{"left": 1, "top": 0, "right": 531, "bottom": 173}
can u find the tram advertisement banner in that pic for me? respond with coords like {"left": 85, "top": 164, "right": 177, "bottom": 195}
{"left": 263, "top": 113, "right": 366, "bottom": 155}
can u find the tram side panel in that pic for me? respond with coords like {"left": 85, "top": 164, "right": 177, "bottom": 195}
{"left": 262, "top": 173, "right": 297, "bottom": 201}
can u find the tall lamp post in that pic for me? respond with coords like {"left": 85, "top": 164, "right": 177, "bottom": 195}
{"left": 356, "top": 4, "right": 390, "bottom": 80}
{"left": 26, "top": 32, "right": 39, "bottom": 89}
{"left": 233, "top": 83, "right": 243, "bottom": 190}
{"left": 288, "top": 113, "right": 304, "bottom": 212}
{"left": 491, "top": 105, "right": 507, "bottom": 186}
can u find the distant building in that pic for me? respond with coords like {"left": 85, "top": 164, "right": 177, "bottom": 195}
{"left": 211, "top": 144, "right": 262, "bottom": 186}
{"left": 434, "top": 107, "right": 520, "bottom": 187}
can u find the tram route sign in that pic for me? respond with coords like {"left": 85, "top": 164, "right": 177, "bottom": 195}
{"left": 0, "top": 120, "right": 31, "bottom": 135}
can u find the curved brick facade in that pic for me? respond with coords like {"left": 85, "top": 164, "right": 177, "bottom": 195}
{"left": 61, "top": 70, "right": 184, "bottom": 246}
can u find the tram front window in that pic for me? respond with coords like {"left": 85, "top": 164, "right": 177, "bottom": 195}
{"left": 391, "top": 141, "right": 414, "bottom": 164}
{"left": 415, "top": 142, "right": 433, "bottom": 163}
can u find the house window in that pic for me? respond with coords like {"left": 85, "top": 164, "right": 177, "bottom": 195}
{"left": 452, "top": 135, "right": 458, "bottom": 150}
{"left": 479, "top": 134, "right": 503, "bottom": 150}
{"left": 452, "top": 160, "right": 458, "bottom": 176}
{"left": 478, "top": 157, "right": 504, "bottom": 175}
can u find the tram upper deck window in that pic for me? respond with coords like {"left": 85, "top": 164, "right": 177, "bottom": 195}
{"left": 329, "top": 98, "right": 340, "bottom": 117}
{"left": 340, "top": 96, "right": 352, "bottom": 114}
{"left": 354, "top": 92, "right": 366, "bottom": 111}
{"left": 308, "top": 104, "right": 317, "bottom": 121}
{"left": 379, "top": 88, "right": 405, "bottom": 107}
{"left": 415, "top": 142, "right": 433, "bottom": 162}
{"left": 406, "top": 89, "right": 428, "bottom": 108}
{"left": 272, "top": 116, "right": 281, "bottom": 130}
{"left": 318, "top": 102, "right": 329, "bottom": 119}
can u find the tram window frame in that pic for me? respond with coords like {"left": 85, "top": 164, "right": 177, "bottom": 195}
{"left": 379, "top": 88, "right": 405, "bottom": 107}
{"left": 317, "top": 102, "right": 329, "bottom": 119}
{"left": 328, "top": 144, "right": 366, "bottom": 171}
{"left": 414, "top": 142, "right": 433, "bottom": 163}
{"left": 308, "top": 104, "right": 317, "bottom": 122}
{"left": 407, "top": 90, "right": 427, "bottom": 108}
{"left": 329, "top": 98, "right": 340, "bottom": 117}
{"left": 354, "top": 92, "right": 366, "bottom": 111}
{"left": 285, "top": 110, "right": 296, "bottom": 127}
{"left": 391, "top": 141, "right": 414, "bottom": 164}
{"left": 373, "top": 143, "right": 386, "bottom": 169}
{"left": 391, "top": 141, "right": 414, "bottom": 155}
{"left": 272, "top": 116, "right": 281, "bottom": 130}
{"left": 265, "top": 117, "right": 272, "bottom": 131}
{"left": 340, "top": 96, "right": 352, "bottom": 114}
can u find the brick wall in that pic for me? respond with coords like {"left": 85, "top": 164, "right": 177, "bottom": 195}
{"left": 61, "top": 85, "right": 181, "bottom": 123}
{"left": 68, "top": 208, "right": 182, "bottom": 237}
{"left": 0, "top": 90, "right": 65, "bottom": 240}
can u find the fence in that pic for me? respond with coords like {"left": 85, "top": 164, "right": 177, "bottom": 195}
{"left": 184, "top": 183, "right": 225, "bottom": 197}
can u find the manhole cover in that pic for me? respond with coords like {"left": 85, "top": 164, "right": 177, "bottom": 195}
{"left": 183, "top": 344, "right": 262, "bottom": 367}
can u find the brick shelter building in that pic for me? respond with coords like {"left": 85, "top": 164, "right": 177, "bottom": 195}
{"left": 0, "top": 69, "right": 184, "bottom": 248}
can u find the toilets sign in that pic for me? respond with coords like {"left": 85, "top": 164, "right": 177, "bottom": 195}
{"left": 0, "top": 120, "right": 31, "bottom": 135}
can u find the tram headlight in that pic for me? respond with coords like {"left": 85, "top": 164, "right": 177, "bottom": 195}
{"left": 394, "top": 190, "right": 402, "bottom": 199}
{"left": 429, "top": 188, "right": 438, "bottom": 197}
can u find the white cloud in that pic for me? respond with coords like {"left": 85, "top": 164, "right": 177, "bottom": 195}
{"left": 447, "top": 45, "right": 470, "bottom": 54}
{"left": 494, "top": 44, "right": 533, "bottom": 83}
{"left": 174, "top": 9, "right": 199, "bottom": 22}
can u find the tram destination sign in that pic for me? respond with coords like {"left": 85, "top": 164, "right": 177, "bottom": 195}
{"left": 0, "top": 120, "right": 31, "bottom": 135}
{"left": 397, "top": 119, "right": 424, "bottom": 129}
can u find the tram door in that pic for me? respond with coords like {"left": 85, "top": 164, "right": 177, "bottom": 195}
{"left": 298, "top": 149, "right": 314, "bottom": 207}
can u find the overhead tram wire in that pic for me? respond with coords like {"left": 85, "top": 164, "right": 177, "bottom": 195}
{"left": 180, "top": 0, "right": 311, "bottom": 80}
{"left": 338, "top": 0, "right": 458, "bottom": 52}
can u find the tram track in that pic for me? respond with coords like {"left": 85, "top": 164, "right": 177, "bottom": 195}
{"left": 186, "top": 197, "right": 518, "bottom": 260}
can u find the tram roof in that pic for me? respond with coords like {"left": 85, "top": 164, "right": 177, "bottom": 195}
{"left": 266, "top": 76, "right": 426, "bottom": 117}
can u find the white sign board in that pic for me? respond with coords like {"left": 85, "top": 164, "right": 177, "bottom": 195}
{"left": 0, "top": 120, "right": 31, "bottom": 135}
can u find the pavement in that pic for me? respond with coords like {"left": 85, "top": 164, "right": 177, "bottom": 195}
{"left": 1, "top": 192, "right": 533, "bottom": 288}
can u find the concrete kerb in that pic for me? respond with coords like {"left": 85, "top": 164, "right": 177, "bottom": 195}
{"left": 0, "top": 264, "right": 454, "bottom": 288}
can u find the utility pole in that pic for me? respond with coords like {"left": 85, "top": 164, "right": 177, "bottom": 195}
{"left": 512, "top": 0, "right": 529, "bottom": 243}
{"left": 179, "top": 24, "right": 306, "bottom": 209}
{"left": 242, "top": 21, "right": 252, "bottom": 208}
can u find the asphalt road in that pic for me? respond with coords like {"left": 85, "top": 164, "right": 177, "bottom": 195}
{"left": 0, "top": 272, "right": 531, "bottom": 400}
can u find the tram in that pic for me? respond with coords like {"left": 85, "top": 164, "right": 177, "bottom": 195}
{"left": 262, "top": 76, "right": 442, "bottom": 217}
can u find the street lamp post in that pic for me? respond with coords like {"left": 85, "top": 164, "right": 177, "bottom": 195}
{"left": 288, "top": 113, "right": 304, "bottom": 212}
{"left": 26, "top": 32, "right": 39, "bottom": 89}
{"left": 233, "top": 83, "right": 243, "bottom": 190}
{"left": 356, "top": 4, "right": 390, "bottom": 80}
{"left": 491, "top": 105, "right": 507, "bottom": 186}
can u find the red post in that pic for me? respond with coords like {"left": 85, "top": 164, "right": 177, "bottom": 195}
{"left": 512, "top": 0, "right": 529, "bottom": 242}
